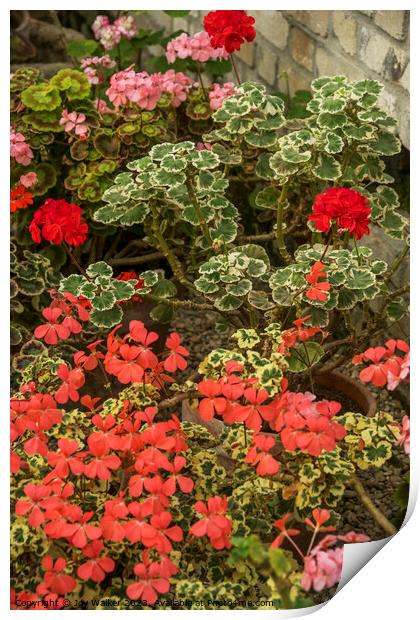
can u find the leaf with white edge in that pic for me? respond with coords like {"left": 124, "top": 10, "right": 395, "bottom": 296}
{"left": 255, "top": 186, "right": 282, "bottom": 210}
{"left": 78, "top": 281, "right": 97, "bottom": 300}
{"left": 225, "top": 116, "right": 254, "bottom": 134}
{"left": 303, "top": 307, "right": 330, "bottom": 327}
{"left": 90, "top": 305, "right": 123, "bottom": 329}
{"left": 226, "top": 279, "right": 252, "bottom": 297}
{"left": 194, "top": 276, "right": 220, "bottom": 294}
{"left": 150, "top": 303, "right": 173, "bottom": 324}
{"left": 214, "top": 293, "right": 243, "bottom": 311}
{"left": 346, "top": 268, "right": 376, "bottom": 290}
{"left": 153, "top": 279, "right": 177, "bottom": 299}
{"left": 342, "top": 124, "right": 376, "bottom": 141}
{"left": 352, "top": 79, "right": 383, "bottom": 97}
{"left": 153, "top": 169, "right": 186, "bottom": 187}
{"left": 181, "top": 204, "right": 214, "bottom": 226}
{"left": 386, "top": 298, "right": 408, "bottom": 322}
{"left": 238, "top": 243, "right": 270, "bottom": 267}
{"left": 355, "top": 155, "right": 385, "bottom": 182}
{"left": 247, "top": 290, "right": 275, "bottom": 310}
{"left": 317, "top": 112, "right": 348, "bottom": 130}
{"left": 86, "top": 261, "right": 113, "bottom": 278}
{"left": 112, "top": 280, "right": 135, "bottom": 301}
{"left": 269, "top": 267, "right": 292, "bottom": 289}
{"left": 211, "top": 219, "right": 238, "bottom": 243}
{"left": 246, "top": 258, "right": 268, "bottom": 278}
{"left": 280, "top": 147, "right": 312, "bottom": 164}
{"left": 93, "top": 204, "right": 126, "bottom": 224}
{"left": 272, "top": 286, "right": 293, "bottom": 307}
{"left": 92, "top": 291, "right": 116, "bottom": 311}
{"left": 360, "top": 284, "right": 380, "bottom": 300}
{"left": 369, "top": 131, "right": 401, "bottom": 156}
{"left": 149, "top": 143, "right": 174, "bottom": 160}
{"left": 286, "top": 341, "right": 325, "bottom": 372}
{"left": 376, "top": 185, "right": 400, "bottom": 208}
{"left": 256, "top": 153, "right": 278, "bottom": 180}
{"left": 320, "top": 97, "right": 347, "bottom": 113}
{"left": 370, "top": 260, "right": 388, "bottom": 275}
{"left": 323, "top": 132, "right": 344, "bottom": 154}
{"left": 188, "top": 150, "right": 220, "bottom": 170}
{"left": 119, "top": 204, "right": 149, "bottom": 226}
{"left": 245, "top": 131, "right": 278, "bottom": 148}
{"left": 126, "top": 156, "right": 154, "bottom": 172}
{"left": 381, "top": 208, "right": 407, "bottom": 232}
{"left": 160, "top": 154, "right": 187, "bottom": 172}
{"left": 102, "top": 186, "right": 130, "bottom": 205}
{"left": 329, "top": 271, "right": 346, "bottom": 286}
{"left": 233, "top": 329, "right": 260, "bottom": 349}
{"left": 139, "top": 270, "right": 159, "bottom": 287}
{"left": 59, "top": 274, "right": 85, "bottom": 296}
{"left": 313, "top": 153, "right": 342, "bottom": 180}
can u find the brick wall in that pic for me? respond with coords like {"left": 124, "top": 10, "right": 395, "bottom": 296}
{"left": 144, "top": 10, "right": 410, "bottom": 148}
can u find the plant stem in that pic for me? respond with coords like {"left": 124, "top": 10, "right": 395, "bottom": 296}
{"left": 320, "top": 229, "right": 333, "bottom": 263}
{"left": 63, "top": 242, "right": 89, "bottom": 278}
{"left": 384, "top": 244, "right": 409, "bottom": 284}
{"left": 230, "top": 53, "right": 241, "bottom": 85}
{"left": 195, "top": 61, "right": 208, "bottom": 100}
{"left": 186, "top": 177, "right": 213, "bottom": 246}
{"left": 349, "top": 475, "right": 397, "bottom": 536}
{"left": 276, "top": 181, "right": 291, "bottom": 263}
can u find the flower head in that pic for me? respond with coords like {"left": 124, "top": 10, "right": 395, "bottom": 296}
{"left": 204, "top": 10, "right": 256, "bottom": 53}
{"left": 309, "top": 188, "right": 371, "bottom": 240}
{"left": 29, "top": 198, "right": 88, "bottom": 247}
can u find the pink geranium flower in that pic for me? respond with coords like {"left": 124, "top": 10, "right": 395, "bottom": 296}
{"left": 59, "top": 110, "right": 89, "bottom": 139}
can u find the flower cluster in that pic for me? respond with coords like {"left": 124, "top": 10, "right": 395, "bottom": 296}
{"left": 80, "top": 55, "right": 116, "bottom": 85}
{"left": 29, "top": 198, "right": 88, "bottom": 247}
{"left": 106, "top": 68, "right": 194, "bottom": 110}
{"left": 309, "top": 188, "right": 371, "bottom": 240}
{"left": 59, "top": 109, "right": 89, "bottom": 139}
{"left": 92, "top": 14, "right": 138, "bottom": 50}
{"left": 104, "top": 320, "right": 189, "bottom": 386}
{"left": 10, "top": 184, "right": 33, "bottom": 214}
{"left": 166, "top": 31, "right": 229, "bottom": 64}
{"left": 208, "top": 81, "right": 237, "bottom": 110}
{"left": 352, "top": 339, "right": 410, "bottom": 389}
{"left": 305, "top": 261, "right": 331, "bottom": 302}
{"left": 34, "top": 291, "right": 91, "bottom": 345}
{"left": 204, "top": 10, "right": 256, "bottom": 53}
{"left": 197, "top": 361, "right": 346, "bottom": 457}
{"left": 10, "top": 127, "right": 33, "bottom": 166}
{"left": 189, "top": 496, "right": 232, "bottom": 549}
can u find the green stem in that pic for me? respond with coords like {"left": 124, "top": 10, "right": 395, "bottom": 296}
{"left": 186, "top": 177, "right": 213, "bottom": 246}
{"left": 276, "top": 181, "right": 291, "bottom": 263}
{"left": 195, "top": 61, "right": 208, "bottom": 100}
{"left": 384, "top": 244, "right": 409, "bottom": 284}
{"left": 230, "top": 53, "right": 241, "bottom": 85}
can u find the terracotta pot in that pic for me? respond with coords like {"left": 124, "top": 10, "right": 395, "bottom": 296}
{"left": 181, "top": 370, "right": 377, "bottom": 442}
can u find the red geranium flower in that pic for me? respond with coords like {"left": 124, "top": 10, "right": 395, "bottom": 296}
{"left": 189, "top": 495, "right": 232, "bottom": 549}
{"left": 309, "top": 188, "right": 371, "bottom": 240}
{"left": 34, "top": 308, "right": 71, "bottom": 345}
{"left": 42, "top": 556, "right": 76, "bottom": 595}
{"left": 246, "top": 434, "right": 280, "bottom": 476}
{"left": 77, "top": 540, "right": 115, "bottom": 583}
{"left": 29, "top": 198, "right": 88, "bottom": 246}
{"left": 197, "top": 379, "right": 227, "bottom": 420}
{"left": 10, "top": 184, "right": 33, "bottom": 213}
{"left": 163, "top": 333, "right": 189, "bottom": 372}
{"left": 126, "top": 561, "right": 171, "bottom": 604}
{"left": 305, "top": 261, "right": 331, "bottom": 302}
{"left": 204, "top": 10, "right": 256, "bottom": 53}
